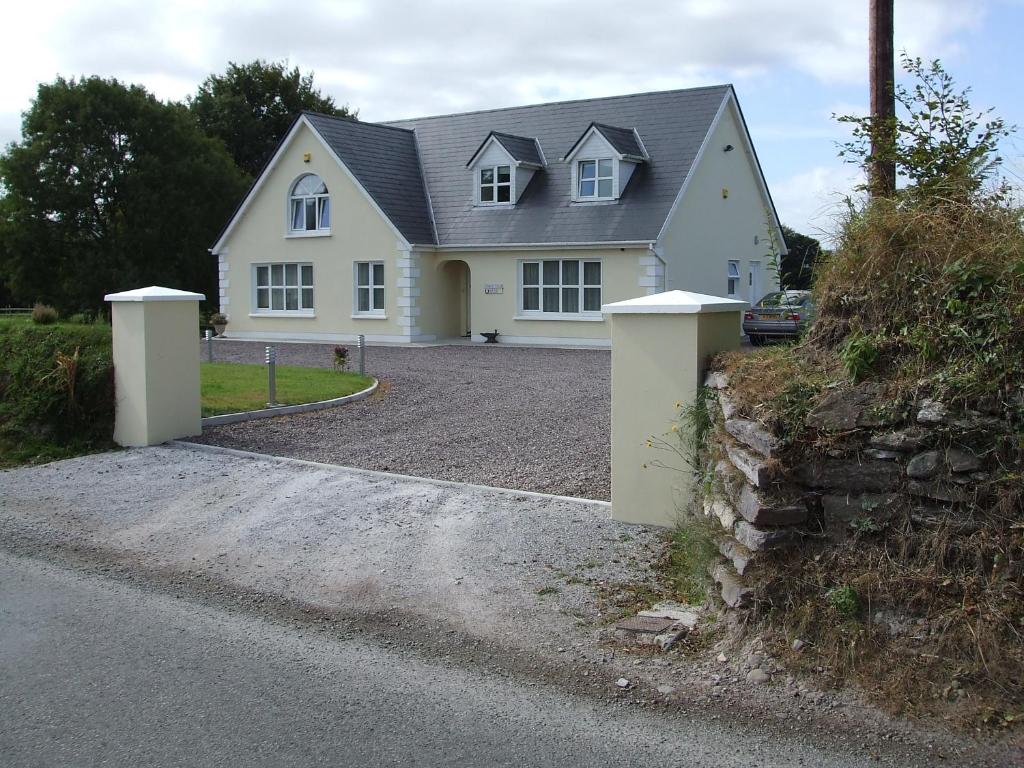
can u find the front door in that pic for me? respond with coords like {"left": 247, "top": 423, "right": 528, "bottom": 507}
{"left": 748, "top": 261, "right": 762, "bottom": 304}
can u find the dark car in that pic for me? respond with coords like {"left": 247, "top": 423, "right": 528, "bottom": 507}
{"left": 743, "top": 290, "right": 814, "bottom": 345}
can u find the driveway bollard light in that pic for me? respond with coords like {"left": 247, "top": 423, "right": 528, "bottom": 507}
{"left": 357, "top": 334, "right": 365, "bottom": 376}
{"left": 265, "top": 345, "right": 278, "bottom": 407}
{"left": 205, "top": 329, "right": 213, "bottom": 363}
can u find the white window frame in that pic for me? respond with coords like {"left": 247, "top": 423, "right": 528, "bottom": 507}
{"left": 576, "top": 158, "right": 615, "bottom": 201}
{"left": 478, "top": 164, "right": 512, "bottom": 205}
{"left": 252, "top": 262, "right": 314, "bottom": 316}
{"left": 287, "top": 173, "right": 331, "bottom": 236}
{"left": 354, "top": 261, "right": 386, "bottom": 316}
{"left": 727, "top": 260, "right": 741, "bottom": 297}
{"left": 518, "top": 259, "right": 603, "bottom": 318}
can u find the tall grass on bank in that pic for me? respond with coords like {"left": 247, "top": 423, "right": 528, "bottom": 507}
{"left": 810, "top": 198, "right": 1024, "bottom": 415}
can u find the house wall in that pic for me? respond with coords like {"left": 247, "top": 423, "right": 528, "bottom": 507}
{"left": 429, "top": 247, "right": 648, "bottom": 346}
{"left": 217, "top": 122, "right": 416, "bottom": 343}
{"left": 657, "top": 101, "right": 781, "bottom": 305}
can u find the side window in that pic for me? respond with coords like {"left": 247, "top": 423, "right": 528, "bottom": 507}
{"left": 354, "top": 261, "right": 385, "bottom": 314}
{"left": 727, "top": 261, "right": 740, "bottom": 297}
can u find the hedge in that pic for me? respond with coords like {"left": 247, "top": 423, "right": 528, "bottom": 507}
{"left": 0, "top": 320, "right": 115, "bottom": 463}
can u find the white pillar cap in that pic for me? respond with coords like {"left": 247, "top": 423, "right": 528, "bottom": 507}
{"left": 602, "top": 290, "right": 748, "bottom": 314}
{"left": 104, "top": 286, "right": 206, "bottom": 302}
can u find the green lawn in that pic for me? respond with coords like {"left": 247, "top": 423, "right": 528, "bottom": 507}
{"left": 201, "top": 362, "right": 373, "bottom": 417}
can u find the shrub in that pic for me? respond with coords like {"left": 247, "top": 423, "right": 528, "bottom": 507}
{"left": 31, "top": 303, "right": 58, "bottom": 324}
{"left": 0, "top": 321, "right": 114, "bottom": 464}
{"left": 333, "top": 345, "right": 349, "bottom": 372}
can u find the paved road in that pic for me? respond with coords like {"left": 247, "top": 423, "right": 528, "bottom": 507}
{"left": 0, "top": 552, "right": 918, "bottom": 768}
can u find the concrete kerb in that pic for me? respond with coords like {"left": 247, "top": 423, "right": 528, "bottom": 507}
{"left": 201, "top": 378, "right": 379, "bottom": 427}
{"left": 170, "top": 440, "right": 613, "bottom": 509}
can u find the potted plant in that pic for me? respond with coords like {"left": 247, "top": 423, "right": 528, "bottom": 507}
{"left": 210, "top": 312, "right": 228, "bottom": 336}
{"left": 333, "top": 345, "right": 349, "bottom": 371}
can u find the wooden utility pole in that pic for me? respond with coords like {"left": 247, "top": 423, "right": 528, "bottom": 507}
{"left": 869, "top": 0, "right": 896, "bottom": 196}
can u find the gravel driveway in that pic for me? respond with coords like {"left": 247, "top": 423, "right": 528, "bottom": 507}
{"left": 194, "top": 341, "right": 610, "bottom": 500}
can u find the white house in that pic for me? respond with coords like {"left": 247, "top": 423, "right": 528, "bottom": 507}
{"left": 211, "top": 85, "right": 784, "bottom": 346}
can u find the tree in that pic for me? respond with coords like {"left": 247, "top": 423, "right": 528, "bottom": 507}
{"left": 190, "top": 60, "right": 353, "bottom": 178}
{"left": 838, "top": 55, "right": 1012, "bottom": 201}
{"left": 779, "top": 226, "right": 823, "bottom": 290}
{"left": 0, "top": 76, "right": 248, "bottom": 314}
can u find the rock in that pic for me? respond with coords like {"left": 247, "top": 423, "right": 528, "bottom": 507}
{"left": 725, "top": 443, "right": 775, "bottom": 488}
{"left": 870, "top": 427, "right": 930, "bottom": 452}
{"left": 908, "top": 480, "right": 971, "bottom": 504}
{"left": 725, "top": 419, "right": 780, "bottom": 458}
{"left": 717, "top": 652, "right": 728, "bottom": 663}
{"left": 863, "top": 448, "right": 901, "bottom": 460}
{"left": 718, "top": 390, "right": 741, "bottom": 420}
{"left": 655, "top": 630, "right": 687, "bottom": 651}
{"left": 734, "top": 521, "right": 796, "bottom": 551}
{"left": 857, "top": 401, "right": 906, "bottom": 428}
{"left": 615, "top": 678, "right": 630, "bottom": 689}
{"left": 792, "top": 638, "right": 806, "bottom": 652}
{"left": 719, "top": 538, "right": 754, "bottom": 576}
{"left": 907, "top": 450, "right": 943, "bottom": 479}
{"left": 614, "top": 616, "right": 676, "bottom": 645}
{"left": 917, "top": 398, "right": 948, "bottom": 424}
{"left": 947, "top": 448, "right": 982, "bottom": 473}
{"left": 747, "top": 668, "right": 771, "bottom": 684}
{"left": 820, "top": 494, "right": 892, "bottom": 538}
{"left": 638, "top": 601, "right": 700, "bottom": 629}
{"left": 738, "top": 484, "right": 807, "bottom": 526}
{"left": 805, "top": 383, "right": 885, "bottom": 432}
{"left": 704, "top": 371, "right": 729, "bottom": 390}
{"left": 713, "top": 563, "right": 753, "bottom": 608}
{"left": 796, "top": 458, "right": 901, "bottom": 493}
{"left": 657, "top": 684, "right": 676, "bottom": 695}
{"left": 705, "top": 498, "right": 738, "bottom": 530}
{"left": 747, "top": 653, "right": 764, "bottom": 668}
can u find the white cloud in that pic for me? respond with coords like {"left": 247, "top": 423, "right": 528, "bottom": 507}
{"left": 771, "top": 164, "right": 864, "bottom": 245}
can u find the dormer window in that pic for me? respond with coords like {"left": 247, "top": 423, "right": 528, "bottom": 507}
{"left": 564, "top": 123, "right": 649, "bottom": 203}
{"left": 577, "top": 159, "right": 614, "bottom": 199}
{"left": 467, "top": 132, "right": 545, "bottom": 206}
{"left": 289, "top": 173, "right": 330, "bottom": 233}
{"left": 480, "top": 165, "right": 512, "bottom": 204}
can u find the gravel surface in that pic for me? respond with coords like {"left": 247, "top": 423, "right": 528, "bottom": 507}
{"left": 194, "top": 340, "right": 611, "bottom": 500}
{"left": 3, "top": 445, "right": 1018, "bottom": 766}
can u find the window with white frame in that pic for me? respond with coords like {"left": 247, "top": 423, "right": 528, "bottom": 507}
{"left": 479, "top": 165, "right": 512, "bottom": 203}
{"left": 577, "top": 159, "right": 614, "bottom": 199}
{"left": 354, "top": 261, "right": 385, "bottom": 314}
{"left": 254, "top": 263, "right": 314, "bottom": 312}
{"left": 289, "top": 173, "right": 330, "bottom": 232}
{"left": 727, "top": 260, "right": 741, "bottom": 297}
{"left": 521, "top": 259, "right": 602, "bottom": 315}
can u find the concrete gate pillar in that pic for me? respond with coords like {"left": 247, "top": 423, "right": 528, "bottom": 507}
{"left": 104, "top": 286, "right": 205, "bottom": 447}
{"left": 602, "top": 291, "right": 747, "bottom": 527}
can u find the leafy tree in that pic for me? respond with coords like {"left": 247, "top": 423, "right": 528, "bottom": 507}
{"left": 779, "top": 226, "right": 823, "bottom": 290}
{"left": 190, "top": 60, "right": 353, "bottom": 178}
{"left": 0, "top": 76, "right": 248, "bottom": 314}
{"left": 837, "top": 54, "right": 1012, "bottom": 200}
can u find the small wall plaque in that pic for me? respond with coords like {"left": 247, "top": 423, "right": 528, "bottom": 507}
{"left": 484, "top": 283, "right": 504, "bottom": 295}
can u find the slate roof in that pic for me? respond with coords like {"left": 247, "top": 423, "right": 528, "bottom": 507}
{"left": 586, "top": 123, "right": 648, "bottom": 160}
{"left": 295, "top": 86, "right": 734, "bottom": 246}
{"left": 489, "top": 132, "right": 545, "bottom": 166}
{"left": 303, "top": 112, "right": 436, "bottom": 245}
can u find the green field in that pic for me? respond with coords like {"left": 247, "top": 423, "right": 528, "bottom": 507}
{"left": 201, "top": 362, "right": 373, "bottom": 417}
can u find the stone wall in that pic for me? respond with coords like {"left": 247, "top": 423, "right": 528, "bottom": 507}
{"left": 700, "top": 370, "right": 1002, "bottom": 609}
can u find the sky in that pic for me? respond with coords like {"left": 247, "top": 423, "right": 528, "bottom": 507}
{"left": 1, "top": 0, "right": 1021, "bottom": 244}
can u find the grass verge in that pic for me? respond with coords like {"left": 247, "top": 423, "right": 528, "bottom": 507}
{"left": 201, "top": 362, "right": 373, "bottom": 417}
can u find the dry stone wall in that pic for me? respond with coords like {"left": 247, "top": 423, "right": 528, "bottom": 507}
{"left": 701, "top": 371, "right": 1002, "bottom": 610}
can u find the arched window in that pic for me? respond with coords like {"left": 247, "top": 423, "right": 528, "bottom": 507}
{"left": 289, "top": 174, "right": 330, "bottom": 232}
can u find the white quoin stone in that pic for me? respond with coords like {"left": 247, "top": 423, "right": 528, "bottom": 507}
{"left": 105, "top": 286, "right": 204, "bottom": 447}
